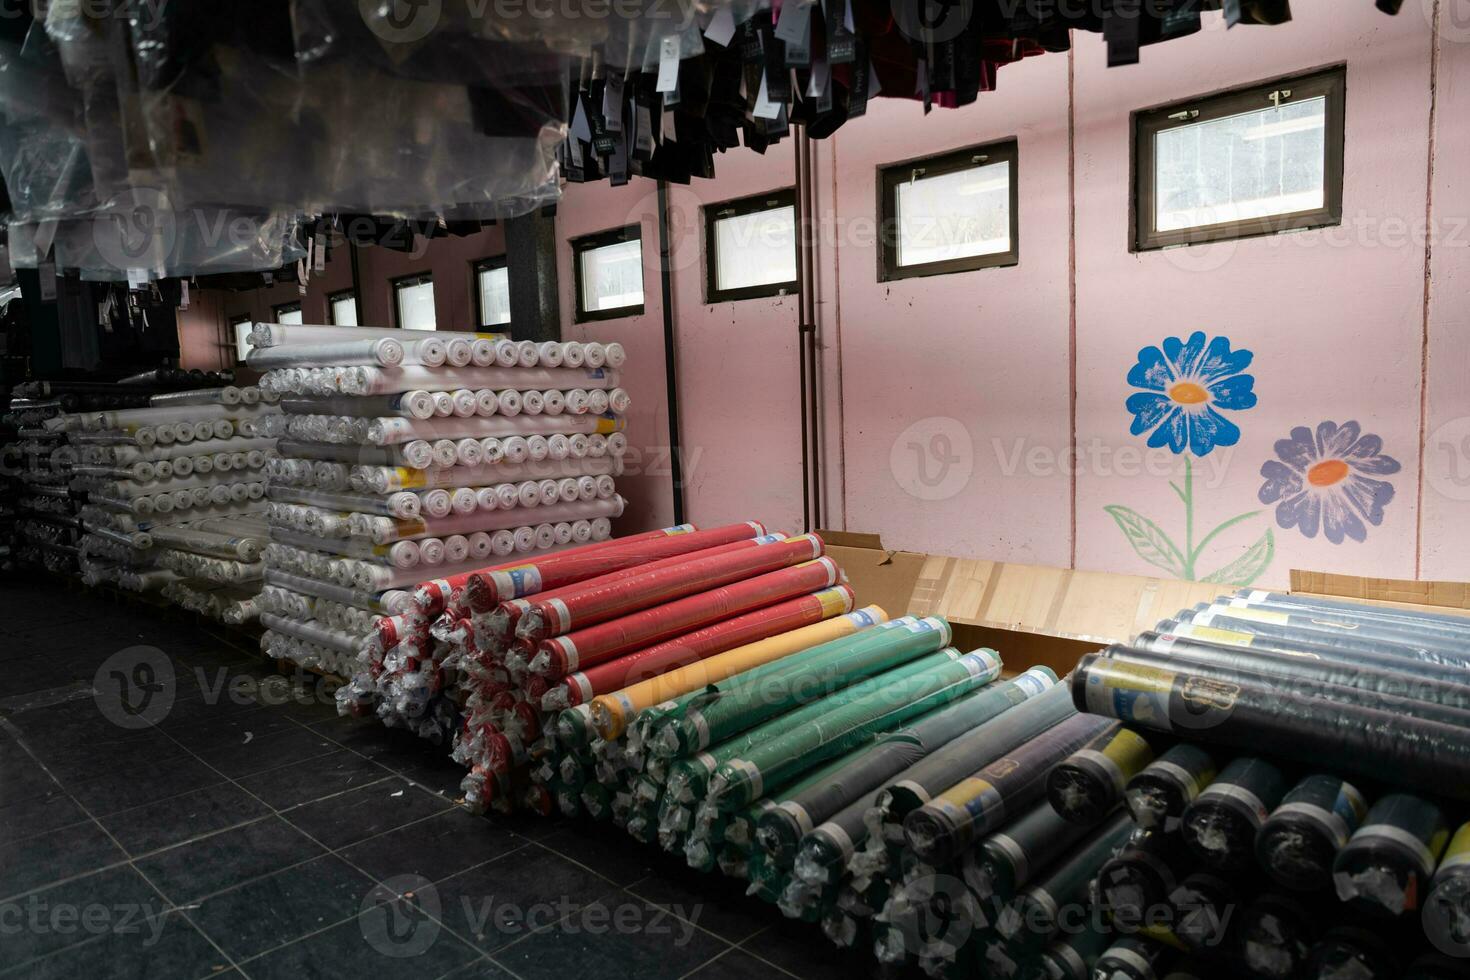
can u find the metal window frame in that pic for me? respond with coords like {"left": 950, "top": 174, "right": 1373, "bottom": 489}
{"left": 1133, "top": 65, "right": 1346, "bottom": 252}
{"left": 703, "top": 188, "right": 800, "bottom": 303}
{"left": 571, "top": 225, "right": 645, "bottom": 322}
{"left": 877, "top": 139, "right": 1020, "bottom": 282}
{"left": 229, "top": 314, "right": 253, "bottom": 363}
{"left": 472, "top": 254, "right": 512, "bottom": 329}
{"left": 391, "top": 271, "right": 435, "bottom": 330}
{"left": 271, "top": 300, "right": 302, "bottom": 322}
{"left": 327, "top": 289, "right": 357, "bottom": 326}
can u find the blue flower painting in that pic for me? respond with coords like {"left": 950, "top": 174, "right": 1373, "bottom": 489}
{"left": 1126, "top": 331, "right": 1258, "bottom": 457}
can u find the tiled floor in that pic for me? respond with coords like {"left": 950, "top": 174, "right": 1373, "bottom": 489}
{"left": 0, "top": 579, "right": 874, "bottom": 980}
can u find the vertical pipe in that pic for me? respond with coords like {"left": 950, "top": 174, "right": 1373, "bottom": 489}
{"left": 794, "top": 134, "right": 813, "bottom": 532}
{"left": 656, "top": 180, "right": 686, "bottom": 525}
{"left": 794, "top": 127, "right": 822, "bottom": 531}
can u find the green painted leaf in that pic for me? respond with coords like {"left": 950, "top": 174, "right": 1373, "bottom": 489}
{"left": 1200, "top": 529, "right": 1276, "bottom": 586}
{"left": 1104, "top": 505, "right": 1187, "bottom": 578}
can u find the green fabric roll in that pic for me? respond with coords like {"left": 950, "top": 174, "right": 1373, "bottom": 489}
{"left": 995, "top": 811, "right": 1132, "bottom": 952}
{"left": 707, "top": 648, "right": 1004, "bottom": 811}
{"left": 649, "top": 616, "right": 954, "bottom": 758}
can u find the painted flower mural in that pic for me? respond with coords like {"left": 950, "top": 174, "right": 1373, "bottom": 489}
{"left": 1259, "top": 421, "right": 1401, "bottom": 544}
{"left": 1107, "top": 331, "right": 1275, "bottom": 585}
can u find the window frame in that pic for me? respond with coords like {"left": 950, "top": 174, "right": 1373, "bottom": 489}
{"left": 271, "top": 301, "right": 303, "bottom": 324}
{"left": 391, "top": 272, "right": 437, "bottom": 331}
{"left": 1133, "top": 66, "right": 1346, "bottom": 252}
{"left": 571, "top": 225, "right": 645, "bottom": 322}
{"left": 472, "top": 255, "right": 512, "bottom": 330}
{"left": 703, "top": 189, "right": 800, "bottom": 303}
{"left": 327, "top": 289, "right": 358, "bottom": 326}
{"left": 877, "top": 139, "right": 1020, "bottom": 282}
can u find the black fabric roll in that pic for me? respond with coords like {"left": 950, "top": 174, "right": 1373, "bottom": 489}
{"left": 1236, "top": 892, "right": 1320, "bottom": 980}
{"left": 1071, "top": 653, "right": 1470, "bottom": 801}
{"left": 1333, "top": 793, "right": 1449, "bottom": 917}
{"left": 1181, "top": 757, "right": 1289, "bottom": 872}
{"left": 1256, "top": 774, "right": 1368, "bottom": 892}
{"left": 1125, "top": 741, "right": 1218, "bottom": 833}
{"left": 1097, "top": 825, "right": 1192, "bottom": 928}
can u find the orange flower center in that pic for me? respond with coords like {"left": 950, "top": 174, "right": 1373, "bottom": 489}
{"left": 1169, "top": 382, "right": 1209, "bottom": 405}
{"left": 1308, "top": 459, "right": 1350, "bottom": 487}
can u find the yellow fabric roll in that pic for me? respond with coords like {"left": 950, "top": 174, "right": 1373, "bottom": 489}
{"left": 589, "top": 604, "right": 889, "bottom": 740}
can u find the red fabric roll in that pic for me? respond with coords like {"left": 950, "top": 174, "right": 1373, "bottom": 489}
{"left": 532, "top": 557, "right": 845, "bottom": 678}
{"left": 413, "top": 525, "right": 688, "bottom": 616}
{"left": 463, "top": 522, "right": 767, "bottom": 612}
{"left": 520, "top": 534, "right": 821, "bottom": 640}
{"left": 540, "top": 584, "right": 856, "bottom": 710}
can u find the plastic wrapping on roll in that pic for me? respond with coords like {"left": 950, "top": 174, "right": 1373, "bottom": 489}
{"left": 777, "top": 668, "right": 1056, "bottom": 878}
{"left": 1180, "top": 757, "right": 1289, "bottom": 872}
{"left": 341, "top": 365, "right": 621, "bottom": 397}
{"left": 1072, "top": 652, "right": 1470, "bottom": 800}
{"left": 589, "top": 607, "right": 884, "bottom": 741}
{"left": 1093, "top": 936, "right": 1177, "bottom": 980}
{"left": 902, "top": 713, "right": 1114, "bottom": 864}
{"left": 1237, "top": 892, "right": 1320, "bottom": 980}
{"left": 465, "top": 521, "right": 759, "bottom": 610}
{"left": 1096, "top": 823, "right": 1192, "bottom": 928}
{"left": 1257, "top": 774, "right": 1369, "bottom": 892}
{"left": 1023, "top": 915, "right": 1113, "bottom": 980}
{"left": 366, "top": 495, "right": 624, "bottom": 543}
{"left": 247, "top": 338, "right": 406, "bottom": 369}
{"left": 707, "top": 648, "right": 1004, "bottom": 812}
{"left": 531, "top": 558, "right": 844, "bottom": 678}
{"left": 653, "top": 615, "right": 954, "bottom": 759}
{"left": 1125, "top": 742, "right": 1217, "bottom": 834}
{"left": 1333, "top": 793, "right": 1449, "bottom": 916}
{"left": 962, "top": 793, "right": 1102, "bottom": 910}
{"left": 541, "top": 585, "right": 858, "bottom": 711}
{"left": 1046, "top": 724, "right": 1154, "bottom": 825}
{"left": 995, "top": 812, "right": 1132, "bottom": 952}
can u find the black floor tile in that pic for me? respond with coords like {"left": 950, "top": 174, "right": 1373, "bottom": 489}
{"left": 280, "top": 778, "right": 454, "bottom": 851}
{"left": 339, "top": 807, "right": 526, "bottom": 886}
{"left": 0, "top": 784, "right": 91, "bottom": 843}
{"left": 62, "top": 751, "right": 225, "bottom": 818}
{"left": 0, "top": 819, "right": 128, "bottom": 899}
{"left": 736, "top": 919, "right": 864, "bottom": 980}
{"left": 538, "top": 826, "right": 657, "bottom": 885}
{"left": 186, "top": 724, "right": 340, "bottom": 780}
{"left": 0, "top": 864, "right": 168, "bottom": 964}
{"left": 396, "top": 753, "right": 473, "bottom": 801}
{"left": 241, "top": 903, "right": 481, "bottom": 980}
{"left": 236, "top": 749, "right": 391, "bottom": 812}
{"left": 158, "top": 705, "right": 299, "bottom": 751}
{"left": 186, "top": 855, "right": 376, "bottom": 962}
{"left": 492, "top": 896, "right": 729, "bottom": 980}
{"left": 36, "top": 729, "right": 196, "bottom": 783}
{"left": 442, "top": 957, "right": 519, "bottom": 979}
{"left": 0, "top": 658, "right": 71, "bottom": 699}
{"left": 686, "top": 948, "right": 788, "bottom": 980}
{"left": 99, "top": 782, "right": 272, "bottom": 857}
{"left": 134, "top": 816, "right": 326, "bottom": 905}
{"left": 0, "top": 909, "right": 231, "bottom": 980}
{"left": 433, "top": 845, "right": 619, "bottom": 953}
{"left": 629, "top": 871, "right": 777, "bottom": 945}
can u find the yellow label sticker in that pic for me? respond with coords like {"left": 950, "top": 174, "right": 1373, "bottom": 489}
{"left": 1188, "top": 625, "right": 1254, "bottom": 646}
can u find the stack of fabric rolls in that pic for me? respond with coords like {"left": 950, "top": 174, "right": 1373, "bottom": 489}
{"left": 50, "top": 384, "right": 280, "bottom": 622}
{"left": 250, "top": 321, "right": 629, "bottom": 685}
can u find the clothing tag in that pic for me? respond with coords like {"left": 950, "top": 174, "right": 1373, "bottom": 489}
{"left": 656, "top": 36, "right": 681, "bottom": 93}
{"left": 848, "top": 48, "right": 870, "bottom": 116}
{"left": 38, "top": 261, "right": 57, "bottom": 302}
{"left": 571, "top": 95, "right": 593, "bottom": 142}
{"left": 1223, "top": 0, "right": 1244, "bottom": 26}
{"left": 807, "top": 56, "right": 830, "bottom": 97}
{"left": 704, "top": 5, "right": 737, "bottom": 46}
{"left": 635, "top": 105, "right": 656, "bottom": 156}
{"left": 769, "top": 103, "right": 789, "bottom": 137}
{"left": 603, "top": 73, "right": 624, "bottom": 132}
{"left": 313, "top": 230, "right": 327, "bottom": 271}
{"left": 826, "top": 0, "right": 855, "bottom": 64}
{"left": 753, "top": 72, "right": 782, "bottom": 119}
{"left": 179, "top": 280, "right": 190, "bottom": 310}
{"left": 663, "top": 76, "right": 681, "bottom": 108}
{"left": 739, "top": 21, "right": 763, "bottom": 61}
{"left": 774, "top": 1, "right": 811, "bottom": 46}
{"left": 609, "top": 132, "right": 629, "bottom": 186}
{"left": 127, "top": 268, "right": 147, "bottom": 289}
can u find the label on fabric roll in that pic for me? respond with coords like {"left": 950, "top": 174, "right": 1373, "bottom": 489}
{"left": 663, "top": 524, "right": 696, "bottom": 535}
{"left": 1073, "top": 749, "right": 1128, "bottom": 796}
{"left": 1199, "top": 782, "right": 1270, "bottom": 830}
{"left": 548, "top": 597, "right": 571, "bottom": 631}
{"left": 398, "top": 469, "right": 428, "bottom": 488}
{"left": 820, "top": 823, "right": 855, "bottom": 861}
{"left": 817, "top": 587, "right": 852, "bottom": 617}
{"left": 958, "top": 651, "right": 1000, "bottom": 679}
{"left": 694, "top": 752, "right": 718, "bottom": 775}
{"left": 1013, "top": 669, "right": 1053, "bottom": 697}
{"left": 846, "top": 608, "right": 880, "bottom": 628}
{"left": 778, "top": 801, "right": 814, "bottom": 835}
{"left": 727, "top": 759, "right": 763, "bottom": 801}
{"left": 610, "top": 691, "right": 636, "bottom": 717}
{"left": 1105, "top": 945, "right": 1157, "bottom": 980}
{"left": 1225, "top": 599, "right": 1290, "bottom": 623}
{"left": 594, "top": 416, "right": 623, "bottom": 434}
{"left": 490, "top": 565, "right": 542, "bottom": 600}
{"left": 558, "top": 637, "right": 580, "bottom": 672}
{"left": 1178, "top": 623, "right": 1254, "bottom": 647}
{"left": 1439, "top": 825, "right": 1470, "bottom": 873}
{"left": 938, "top": 777, "right": 1003, "bottom": 823}
{"left": 689, "top": 709, "right": 710, "bottom": 748}
{"left": 1084, "top": 663, "right": 1176, "bottom": 730}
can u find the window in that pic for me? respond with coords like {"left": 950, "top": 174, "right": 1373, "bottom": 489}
{"left": 878, "top": 140, "right": 1019, "bottom": 281}
{"left": 474, "top": 257, "right": 512, "bottom": 328}
{"left": 704, "top": 190, "right": 799, "bottom": 302}
{"left": 329, "top": 290, "right": 358, "bottom": 326}
{"left": 393, "top": 273, "right": 437, "bottom": 331}
{"left": 572, "top": 227, "right": 644, "bottom": 321}
{"left": 1134, "top": 67, "right": 1345, "bottom": 251}
{"left": 231, "top": 315, "right": 254, "bottom": 363}
{"left": 273, "top": 301, "right": 303, "bottom": 325}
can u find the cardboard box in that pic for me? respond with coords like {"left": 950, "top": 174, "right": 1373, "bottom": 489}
{"left": 822, "top": 531, "right": 1470, "bottom": 677}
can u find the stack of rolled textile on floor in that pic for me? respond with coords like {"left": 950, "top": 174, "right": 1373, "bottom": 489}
{"left": 48, "top": 385, "right": 280, "bottom": 622}
{"left": 250, "top": 321, "right": 628, "bottom": 682}
{"left": 787, "top": 585, "right": 1470, "bottom": 980}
